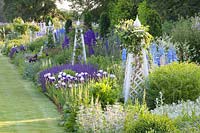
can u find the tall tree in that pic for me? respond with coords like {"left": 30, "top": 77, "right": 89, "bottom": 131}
{"left": 67, "top": 0, "right": 103, "bottom": 12}
{"left": 110, "top": 0, "right": 142, "bottom": 25}
{"left": 147, "top": 0, "right": 200, "bottom": 21}
{"left": 0, "top": 0, "right": 5, "bottom": 22}
{"left": 4, "top": 0, "right": 57, "bottom": 22}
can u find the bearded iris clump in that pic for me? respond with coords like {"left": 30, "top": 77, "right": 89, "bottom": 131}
{"left": 39, "top": 64, "right": 98, "bottom": 91}
{"left": 9, "top": 45, "right": 25, "bottom": 58}
{"left": 44, "top": 69, "right": 115, "bottom": 90}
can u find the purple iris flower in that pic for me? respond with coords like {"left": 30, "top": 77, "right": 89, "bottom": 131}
{"left": 9, "top": 47, "right": 18, "bottom": 58}
{"left": 19, "top": 45, "right": 25, "bottom": 51}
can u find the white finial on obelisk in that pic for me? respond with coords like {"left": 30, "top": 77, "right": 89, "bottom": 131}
{"left": 133, "top": 15, "right": 141, "bottom": 28}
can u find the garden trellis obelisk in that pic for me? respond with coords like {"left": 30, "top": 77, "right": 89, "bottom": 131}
{"left": 121, "top": 16, "right": 153, "bottom": 103}
{"left": 72, "top": 20, "right": 87, "bottom": 65}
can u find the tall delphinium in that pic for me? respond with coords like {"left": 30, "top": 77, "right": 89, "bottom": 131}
{"left": 62, "top": 35, "right": 70, "bottom": 49}
{"left": 84, "top": 29, "right": 96, "bottom": 55}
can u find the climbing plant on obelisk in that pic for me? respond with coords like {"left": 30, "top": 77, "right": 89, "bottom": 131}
{"left": 72, "top": 20, "right": 87, "bottom": 65}
{"left": 116, "top": 16, "right": 153, "bottom": 103}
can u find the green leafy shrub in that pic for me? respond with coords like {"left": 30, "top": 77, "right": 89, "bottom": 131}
{"left": 47, "top": 32, "right": 55, "bottom": 48}
{"left": 125, "top": 112, "right": 177, "bottom": 132}
{"left": 11, "top": 52, "right": 25, "bottom": 74}
{"left": 90, "top": 77, "right": 120, "bottom": 106}
{"left": 13, "top": 17, "right": 28, "bottom": 35}
{"left": 87, "top": 55, "right": 113, "bottom": 70}
{"left": 28, "top": 24, "right": 40, "bottom": 32}
{"left": 100, "top": 12, "right": 110, "bottom": 37}
{"left": 28, "top": 36, "right": 47, "bottom": 52}
{"left": 2, "top": 38, "right": 25, "bottom": 55}
{"left": 147, "top": 62, "right": 200, "bottom": 109}
{"left": 45, "top": 16, "right": 53, "bottom": 26}
{"left": 65, "top": 19, "right": 72, "bottom": 34}
{"left": 63, "top": 69, "right": 76, "bottom": 76}
{"left": 138, "top": 0, "right": 162, "bottom": 37}
{"left": 162, "top": 20, "right": 174, "bottom": 35}
{"left": 52, "top": 17, "right": 62, "bottom": 29}
{"left": 52, "top": 48, "right": 72, "bottom": 65}
{"left": 4, "top": 24, "right": 13, "bottom": 34}
{"left": 61, "top": 87, "right": 90, "bottom": 132}
{"left": 0, "top": 41, "right": 4, "bottom": 48}
{"left": 110, "top": 0, "right": 138, "bottom": 25}
{"left": 84, "top": 11, "right": 92, "bottom": 29}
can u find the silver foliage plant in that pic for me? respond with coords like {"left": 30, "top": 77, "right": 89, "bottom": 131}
{"left": 76, "top": 102, "right": 125, "bottom": 132}
{"left": 151, "top": 95, "right": 200, "bottom": 119}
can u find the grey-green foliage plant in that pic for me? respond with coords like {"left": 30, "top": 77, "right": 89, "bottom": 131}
{"left": 23, "top": 61, "right": 41, "bottom": 82}
{"left": 162, "top": 20, "right": 174, "bottom": 35}
{"left": 147, "top": 62, "right": 200, "bottom": 109}
{"left": 174, "top": 113, "right": 200, "bottom": 132}
{"left": 76, "top": 102, "right": 125, "bottom": 133}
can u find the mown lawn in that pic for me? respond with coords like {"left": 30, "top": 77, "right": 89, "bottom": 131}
{"left": 0, "top": 53, "right": 64, "bottom": 133}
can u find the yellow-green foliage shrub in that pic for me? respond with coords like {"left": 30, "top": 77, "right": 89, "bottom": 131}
{"left": 147, "top": 62, "right": 200, "bottom": 109}
{"left": 125, "top": 112, "right": 177, "bottom": 132}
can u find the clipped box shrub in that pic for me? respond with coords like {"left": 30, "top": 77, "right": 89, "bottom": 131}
{"left": 90, "top": 77, "right": 120, "bottom": 107}
{"left": 147, "top": 62, "right": 200, "bottom": 109}
{"left": 125, "top": 113, "right": 177, "bottom": 133}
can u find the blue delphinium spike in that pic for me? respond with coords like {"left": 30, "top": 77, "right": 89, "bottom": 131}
{"left": 62, "top": 35, "right": 70, "bottom": 49}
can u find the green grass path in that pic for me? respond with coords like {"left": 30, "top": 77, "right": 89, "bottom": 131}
{"left": 0, "top": 53, "right": 64, "bottom": 133}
